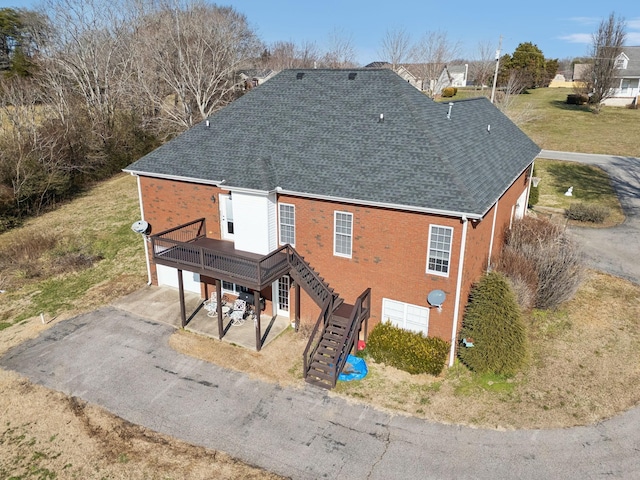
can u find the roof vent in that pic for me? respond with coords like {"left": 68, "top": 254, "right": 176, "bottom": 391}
{"left": 296, "top": 72, "right": 305, "bottom": 80}
{"left": 487, "top": 124, "right": 491, "bottom": 133}
{"left": 348, "top": 72, "right": 357, "bottom": 80}
{"left": 447, "top": 102, "right": 454, "bottom": 120}
{"left": 378, "top": 113, "right": 384, "bottom": 123}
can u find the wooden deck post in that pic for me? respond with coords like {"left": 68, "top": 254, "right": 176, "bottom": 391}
{"left": 177, "top": 269, "right": 186, "bottom": 328}
{"left": 254, "top": 290, "right": 262, "bottom": 351}
{"left": 295, "top": 282, "right": 301, "bottom": 332}
{"left": 215, "top": 279, "right": 223, "bottom": 340}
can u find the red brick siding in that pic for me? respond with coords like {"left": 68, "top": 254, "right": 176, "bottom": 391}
{"left": 137, "top": 166, "right": 531, "bottom": 345}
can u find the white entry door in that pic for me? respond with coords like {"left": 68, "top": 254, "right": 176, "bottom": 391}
{"left": 274, "top": 276, "right": 290, "bottom": 317}
{"left": 219, "top": 193, "right": 235, "bottom": 241}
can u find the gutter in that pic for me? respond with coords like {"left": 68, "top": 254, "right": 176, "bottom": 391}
{"left": 449, "top": 215, "right": 469, "bottom": 367}
{"left": 133, "top": 174, "right": 153, "bottom": 285}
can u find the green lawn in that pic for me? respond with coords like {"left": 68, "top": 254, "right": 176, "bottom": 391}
{"left": 442, "top": 87, "right": 640, "bottom": 157}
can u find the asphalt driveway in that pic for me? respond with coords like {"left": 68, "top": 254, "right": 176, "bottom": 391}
{"left": 538, "top": 150, "right": 640, "bottom": 284}
{"left": 2, "top": 306, "right": 639, "bottom": 480}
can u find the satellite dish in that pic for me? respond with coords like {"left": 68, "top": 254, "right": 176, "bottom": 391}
{"left": 427, "top": 289, "right": 446, "bottom": 307}
{"left": 131, "top": 220, "right": 150, "bottom": 235}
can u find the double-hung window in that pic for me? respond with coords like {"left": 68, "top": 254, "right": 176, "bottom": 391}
{"left": 427, "top": 225, "right": 453, "bottom": 276}
{"left": 334, "top": 211, "right": 353, "bottom": 258}
{"left": 279, "top": 203, "right": 295, "bottom": 245}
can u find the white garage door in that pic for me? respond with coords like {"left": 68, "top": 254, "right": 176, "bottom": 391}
{"left": 156, "top": 264, "right": 201, "bottom": 294}
{"left": 381, "top": 298, "right": 430, "bottom": 335}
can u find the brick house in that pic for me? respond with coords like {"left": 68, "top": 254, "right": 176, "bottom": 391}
{"left": 124, "top": 69, "right": 540, "bottom": 388}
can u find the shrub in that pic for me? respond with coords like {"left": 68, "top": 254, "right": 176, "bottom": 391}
{"left": 528, "top": 185, "right": 539, "bottom": 206}
{"left": 442, "top": 87, "right": 455, "bottom": 97}
{"left": 458, "top": 271, "right": 527, "bottom": 375}
{"left": 501, "top": 217, "right": 584, "bottom": 309}
{"left": 494, "top": 247, "right": 537, "bottom": 311}
{"left": 565, "top": 203, "right": 609, "bottom": 223}
{"left": 367, "top": 321, "right": 449, "bottom": 376}
{"left": 566, "top": 94, "right": 588, "bottom": 105}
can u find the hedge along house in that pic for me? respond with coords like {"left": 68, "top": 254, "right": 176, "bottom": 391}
{"left": 124, "top": 69, "right": 540, "bottom": 388}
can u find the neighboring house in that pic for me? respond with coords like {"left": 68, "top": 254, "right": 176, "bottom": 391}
{"left": 124, "top": 69, "right": 540, "bottom": 388}
{"left": 606, "top": 47, "right": 640, "bottom": 106}
{"left": 366, "top": 62, "right": 468, "bottom": 95}
{"left": 236, "top": 69, "right": 277, "bottom": 90}
{"left": 573, "top": 47, "right": 640, "bottom": 106}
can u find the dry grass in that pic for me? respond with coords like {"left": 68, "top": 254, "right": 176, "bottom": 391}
{"left": 0, "top": 175, "right": 284, "bottom": 479}
{"left": 167, "top": 270, "right": 640, "bottom": 430}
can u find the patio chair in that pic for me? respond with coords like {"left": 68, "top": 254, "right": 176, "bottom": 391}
{"left": 229, "top": 299, "right": 246, "bottom": 326}
{"left": 203, "top": 292, "right": 218, "bottom": 317}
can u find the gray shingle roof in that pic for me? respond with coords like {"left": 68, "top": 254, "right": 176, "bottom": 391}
{"left": 124, "top": 69, "right": 540, "bottom": 218}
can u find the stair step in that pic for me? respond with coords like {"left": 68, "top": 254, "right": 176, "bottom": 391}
{"left": 324, "top": 332, "right": 343, "bottom": 342}
{"left": 306, "top": 369, "right": 334, "bottom": 382}
{"left": 310, "top": 361, "right": 334, "bottom": 373}
{"left": 305, "top": 377, "right": 332, "bottom": 389}
{"left": 317, "top": 346, "right": 339, "bottom": 356}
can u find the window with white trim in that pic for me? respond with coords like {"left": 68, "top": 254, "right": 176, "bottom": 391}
{"left": 427, "top": 225, "right": 453, "bottom": 276}
{"left": 334, "top": 211, "right": 353, "bottom": 258}
{"left": 278, "top": 203, "right": 295, "bottom": 245}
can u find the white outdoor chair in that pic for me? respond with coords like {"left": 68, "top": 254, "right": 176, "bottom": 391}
{"left": 203, "top": 293, "right": 218, "bottom": 317}
{"left": 229, "top": 299, "right": 246, "bottom": 326}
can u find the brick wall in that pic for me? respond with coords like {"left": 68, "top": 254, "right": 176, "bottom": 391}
{"left": 137, "top": 167, "right": 531, "bottom": 346}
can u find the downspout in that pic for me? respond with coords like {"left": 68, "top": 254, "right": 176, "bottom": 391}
{"left": 487, "top": 201, "right": 498, "bottom": 269}
{"left": 135, "top": 175, "right": 152, "bottom": 285}
{"left": 449, "top": 215, "right": 469, "bottom": 367}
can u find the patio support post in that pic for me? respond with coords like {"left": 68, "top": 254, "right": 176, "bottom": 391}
{"left": 295, "top": 283, "right": 300, "bottom": 332}
{"left": 254, "top": 290, "right": 262, "bottom": 351}
{"left": 177, "top": 269, "right": 186, "bottom": 328}
{"left": 215, "top": 279, "right": 223, "bottom": 340}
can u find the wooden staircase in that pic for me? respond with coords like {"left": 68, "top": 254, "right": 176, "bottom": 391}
{"left": 304, "top": 310, "right": 352, "bottom": 389}
{"left": 283, "top": 246, "right": 371, "bottom": 389}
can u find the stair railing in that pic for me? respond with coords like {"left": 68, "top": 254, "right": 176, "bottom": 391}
{"left": 328, "top": 288, "right": 372, "bottom": 387}
{"left": 303, "top": 295, "right": 334, "bottom": 377}
{"left": 285, "top": 246, "right": 337, "bottom": 308}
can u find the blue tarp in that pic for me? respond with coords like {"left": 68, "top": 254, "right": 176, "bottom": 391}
{"left": 338, "top": 354, "right": 368, "bottom": 382}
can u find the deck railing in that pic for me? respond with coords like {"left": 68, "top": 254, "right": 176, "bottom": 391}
{"left": 150, "top": 219, "right": 289, "bottom": 287}
{"left": 303, "top": 295, "right": 334, "bottom": 377}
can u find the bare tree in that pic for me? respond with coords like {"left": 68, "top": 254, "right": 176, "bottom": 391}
{"left": 469, "top": 39, "right": 496, "bottom": 90}
{"left": 378, "top": 27, "right": 411, "bottom": 68}
{"left": 321, "top": 27, "right": 357, "bottom": 68}
{"left": 409, "top": 30, "right": 460, "bottom": 97}
{"left": 587, "top": 12, "right": 627, "bottom": 112}
{"left": 263, "top": 40, "right": 319, "bottom": 70}
{"left": 130, "top": 1, "right": 261, "bottom": 131}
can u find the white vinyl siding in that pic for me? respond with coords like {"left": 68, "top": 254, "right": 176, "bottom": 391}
{"left": 427, "top": 225, "right": 453, "bottom": 276}
{"left": 382, "top": 298, "right": 430, "bottom": 335}
{"left": 334, "top": 211, "right": 353, "bottom": 258}
{"left": 278, "top": 203, "right": 295, "bottom": 245}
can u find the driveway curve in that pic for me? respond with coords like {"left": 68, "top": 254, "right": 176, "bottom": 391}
{"left": 2, "top": 307, "right": 640, "bottom": 480}
{"left": 538, "top": 150, "right": 640, "bottom": 284}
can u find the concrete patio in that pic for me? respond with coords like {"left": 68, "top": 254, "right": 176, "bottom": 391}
{"left": 111, "top": 285, "right": 291, "bottom": 350}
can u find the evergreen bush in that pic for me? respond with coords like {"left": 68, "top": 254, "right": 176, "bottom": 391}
{"left": 367, "top": 321, "right": 449, "bottom": 376}
{"left": 528, "top": 185, "right": 539, "bottom": 206}
{"left": 442, "top": 87, "right": 455, "bottom": 97}
{"left": 458, "top": 271, "right": 528, "bottom": 375}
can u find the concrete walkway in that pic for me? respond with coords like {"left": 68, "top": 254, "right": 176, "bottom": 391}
{"left": 2, "top": 308, "right": 639, "bottom": 480}
{"left": 538, "top": 150, "right": 640, "bottom": 283}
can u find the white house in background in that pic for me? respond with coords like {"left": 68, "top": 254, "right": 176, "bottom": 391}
{"left": 366, "top": 62, "right": 468, "bottom": 95}
{"left": 604, "top": 47, "right": 640, "bottom": 106}
{"left": 573, "top": 47, "right": 640, "bottom": 107}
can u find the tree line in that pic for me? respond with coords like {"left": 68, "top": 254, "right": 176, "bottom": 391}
{"left": 0, "top": 1, "right": 627, "bottom": 231}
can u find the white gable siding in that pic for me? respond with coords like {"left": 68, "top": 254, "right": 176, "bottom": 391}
{"left": 232, "top": 191, "right": 276, "bottom": 255}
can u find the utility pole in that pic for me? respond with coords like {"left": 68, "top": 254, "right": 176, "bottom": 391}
{"left": 490, "top": 35, "right": 502, "bottom": 104}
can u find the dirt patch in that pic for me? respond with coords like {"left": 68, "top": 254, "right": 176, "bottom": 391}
{"left": 0, "top": 369, "right": 284, "bottom": 479}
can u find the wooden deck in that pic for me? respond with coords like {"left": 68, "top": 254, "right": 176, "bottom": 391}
{"left": 151, "top": 219, "right": 289, "bottom": 291}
